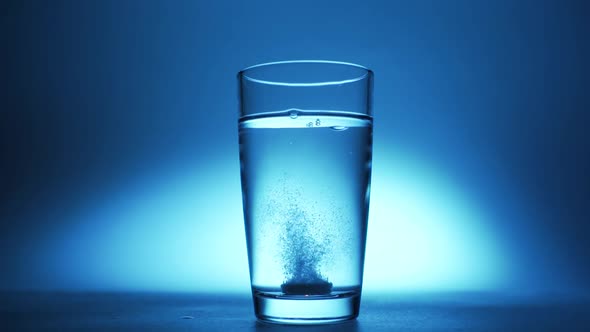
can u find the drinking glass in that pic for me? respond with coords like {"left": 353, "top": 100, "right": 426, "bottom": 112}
{"left": 238, "top": 60, "right": 373, "bottom": 324}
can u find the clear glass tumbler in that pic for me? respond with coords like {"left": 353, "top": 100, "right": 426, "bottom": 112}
{"left": 238, "top": 60, "right": 373, "bottom": 324}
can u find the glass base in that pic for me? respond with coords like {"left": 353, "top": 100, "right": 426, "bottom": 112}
{"left": 253, "top": 291, "right": 360, "bottom": 324}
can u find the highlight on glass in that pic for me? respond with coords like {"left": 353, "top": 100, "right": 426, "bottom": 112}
{"left": 238, "top": 60, "right": 373, "bottom": 324}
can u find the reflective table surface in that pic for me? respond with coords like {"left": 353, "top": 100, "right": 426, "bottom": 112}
{"left": 2, "top": 292, "right": 589, "bottom": 331}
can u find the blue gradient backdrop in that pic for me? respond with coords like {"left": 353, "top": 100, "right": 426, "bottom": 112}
{"left": 1, "top": 0, "right": 588, "bottom": 294}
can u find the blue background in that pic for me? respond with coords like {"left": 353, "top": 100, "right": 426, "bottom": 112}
{"left": 1, "top": 0, "right": 588, "bottom": 295}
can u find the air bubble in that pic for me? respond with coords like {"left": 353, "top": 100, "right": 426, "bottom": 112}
{"left": 330, "top": 126, "right": 349, "bottom": 131}
{"left": 289, "top": 110, "right": 299, "bottom": 119}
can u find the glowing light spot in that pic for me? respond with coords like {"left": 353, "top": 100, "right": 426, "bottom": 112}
{"left": 363, "top": 148, "right": 507, "bottom": 292}
{"left": 39, "top": 147, "right": 507, "bottom": 293}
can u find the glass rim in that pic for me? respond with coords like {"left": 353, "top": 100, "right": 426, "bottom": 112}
{"left": 238, "top": 60, "right": 373, "bottom": 87}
